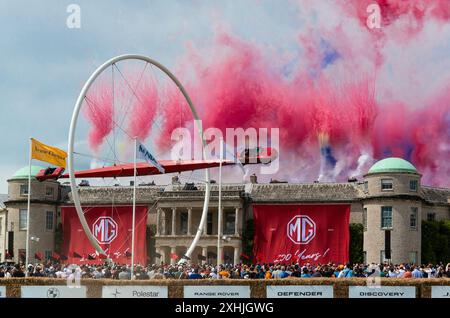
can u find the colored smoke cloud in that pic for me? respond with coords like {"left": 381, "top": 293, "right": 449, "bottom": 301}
{"left": 83, "top": 0, "right": 450, "bottom": 187}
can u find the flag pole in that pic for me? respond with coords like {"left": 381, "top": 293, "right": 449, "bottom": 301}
{"left": 25, "top": 138, "right": 32, "bottom": 276}
{"left": 217, "top": 137, "right": 224, "bottom": 268}
{"left": 131, "top": 137, "right": 137, "bottom": 280}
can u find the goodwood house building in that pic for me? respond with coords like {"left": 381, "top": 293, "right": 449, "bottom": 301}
{"left": 0, "top": 157, "right": 449, "bottom": 265}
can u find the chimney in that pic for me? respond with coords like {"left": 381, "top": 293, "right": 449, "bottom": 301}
{"left": 250, "top": 173, "right": 258, "bottom": 184}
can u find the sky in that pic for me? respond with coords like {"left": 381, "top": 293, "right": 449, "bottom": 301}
{"left": 0, "top": 0, "right": 449, "bottom": 193}
{"left": 0, "top": 0, "right": 295, "bottom": 192}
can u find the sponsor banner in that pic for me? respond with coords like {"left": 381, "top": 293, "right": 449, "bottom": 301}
{"left": 61, "top": 206, "right": 148, "bottom": 265}
{"left": 184, "top": 286, "right": 250, "bottom": 298}
{"left": 253, "top": 204, "right": 350, "bottom": 264}
{"left": 31, "top": 138, "right": 67, "bottom": 168}
{"left": 21, "top": 286, "right": 86, "bottom": 298}
{"left": 102, "top": 286, "right": 168, "bottom": 298}
{"left": 266, "top": 285, "right": 333, "bottom": 298}
{"left": 349, "top": 286, "right": 416, "bottom": 298}
{"left": 0, "top": 286, "right": 5, "bottom": 298}
{"left": 431, "top": 286, "right": 450, "bottom": 298}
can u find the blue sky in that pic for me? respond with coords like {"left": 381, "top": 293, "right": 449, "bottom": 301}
{"left": 0, "top": 0, "right": 303, "bottom": 193}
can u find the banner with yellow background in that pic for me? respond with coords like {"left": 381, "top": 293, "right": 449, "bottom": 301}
{"left": 31, "top": 138, "right": 67, "bottom": 168}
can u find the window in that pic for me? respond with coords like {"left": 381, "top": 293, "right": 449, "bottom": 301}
{"left": 45, "top": 211, "right": 54, "bottom": 231}
{"left": 380, "top": 250, "right": 390, "bottom": 263}
{"left": 427, "top": 213, "right": 436, "bottom": 221}
{"left": 363, "top": 251, "right": 367, "bottom": 264}
{"left": 45, "top": 250, "right": 52, "bottom": 261}
{"left": 409, "top": 251, "right": 418, "bottom": 264}
{"left": 381, "top": 179, "right": 393, "bottom": 191}
{"left": 20, "top": 185, "right": 28, "bottom": 196}
{"left": 364, "top": 181, "right": 368, "bottom": 192}
{"left": 45, "top": 187, "right": 54, "bottom": 197}
{"left": 179, "top": 212, "right": 188, "bottom": 234}
{"left": 207, "top": 212, "right": 213, "bottom": 235}
{"left": 19, "top": 209, "right": 28, "bottom": 230}
{"left": 0, "top": 217, "right": 2, "bottom": 234}
{"left": 363, "top": 208, "right": 367, "bottom": 231}
{"left": 224, "top": 211, "right": 236, "bottom": 235}
{"left": 409, "top": 180, "right": 418, "bottom": 192}
{"left": 381, "top": 206, "right": 392, "bottom": 229}
{"left": 409, "top": 207, "right": 418, "bottom": 229}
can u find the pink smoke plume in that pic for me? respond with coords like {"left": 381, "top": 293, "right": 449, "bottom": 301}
{"left": 83, "top": 83, "right": 114, "bottom": 153}
{"left": 84, "top": 1, "right": 450, "bottom": 187}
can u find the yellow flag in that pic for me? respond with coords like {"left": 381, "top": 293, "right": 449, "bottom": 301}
{"left": 31, "top": 138, "right": 67, "bottom": 169}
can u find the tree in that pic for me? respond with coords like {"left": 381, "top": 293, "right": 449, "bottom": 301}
{"left": 241, "top": 219, "right": 254, "bottom": 264}
{"left": 422, "top": 220, "right": 450, "bottom": 264}
{"left": 349, "top": 223, "right": 364, "bottom": 264}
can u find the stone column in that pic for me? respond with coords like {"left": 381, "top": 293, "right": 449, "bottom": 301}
{"left": 171, "top": 208, "right": 176, "bottom": 236}
{"left": 234, "top": 207, "right": 240, "bottom": 236}
{"left": 187, "top": 207, "right": 192, "bottom": 235}
{"left": 234, "top": 246, "right": 241, "bottom": 265}
{"left": 156, "top": 208, "right": 161, "bottom": 236}
{"left": 202, "top": 246, "right": 208, "bottom": 265}
{"left": 160, "top": 208, "right": 166, "bottom": 235}
{"left": 218, "top": 246, "right": 224, "bottom": 266}
{"left": 170, "top": 247, "right": 176, "bottom": 265}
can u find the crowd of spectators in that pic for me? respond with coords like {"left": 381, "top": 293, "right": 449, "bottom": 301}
{"left": 1, "top": 261, "right": 450, "bottom": 280}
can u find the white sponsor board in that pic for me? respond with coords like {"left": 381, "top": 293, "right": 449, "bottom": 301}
{"left": 0, "top": 286, "right": 5, "bottom": 298}
{"left": 21, "top": 286, "right": 86, "bottom": 298}
{"left": 349, "top": 286, "right": 416, "bottom": 298}
{"left": 102, "top": 286, "right": 168, "bottom": 298}
{"left": 266, "top": 285, "right": 333, "bottom": 298}
{"left": 431, "top": 286, "right": 450, "bottom": 298}
{"left": 184, "top": 286, "right": 250, "bottom": 298}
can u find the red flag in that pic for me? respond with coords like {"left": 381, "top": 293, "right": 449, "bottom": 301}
{"left": 170, "top": 253, "right": 178, "bottom": 260}
{"left": 51, "top": 252, "right": 60, "bottom": 260}
{"left": 34, "top": 252, "right": 43, "bottom": 260}
{"left": 240, "top": 253, "right": 250, "bottom": 260}
{"left": 73, "top": 252, "right": 82, "bottom": 258}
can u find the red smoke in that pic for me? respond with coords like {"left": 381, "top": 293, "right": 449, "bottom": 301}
{"left": 82, "top": 1, "right": 450, "bottom": 186}
{"left": 83, "top": 82, "right": 113, "bottom": 153}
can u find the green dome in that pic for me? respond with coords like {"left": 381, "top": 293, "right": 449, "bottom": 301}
{"left": 368, "top": 157, "right": 418, "bottom": 174}
{"left": 11, "top": 165, "right": 45, "bottom": 180}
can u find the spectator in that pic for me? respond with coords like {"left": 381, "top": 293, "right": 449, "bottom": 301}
{"left": 188, "top": 268, "right": 202, "bottom": 279}
{"left": 412, "top": 266, "right": 423, "bottom": 278}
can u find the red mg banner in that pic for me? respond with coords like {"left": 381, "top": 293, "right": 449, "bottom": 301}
{"left": 253, "top": 204, "right": 350, "bottom": 264}
{"left": 61, "top": 206, "right": 148, "bottom": 265}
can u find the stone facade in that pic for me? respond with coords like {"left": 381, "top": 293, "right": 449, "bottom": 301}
{"left": 1, "top": 160, "right": 449, "bottom": 265}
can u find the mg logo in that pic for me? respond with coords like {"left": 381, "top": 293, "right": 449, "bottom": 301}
{"left": 92, "top": 216, "right": 118, "bottom": 244}
{"left": 287, "top": 215, "right": 316, "bottom": 244}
